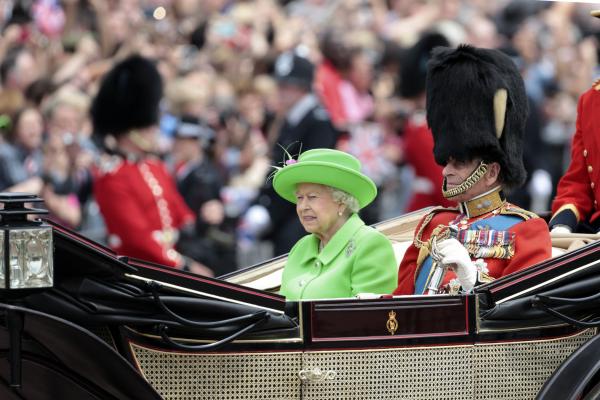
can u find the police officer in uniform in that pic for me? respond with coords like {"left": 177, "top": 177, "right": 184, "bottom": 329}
{"left": 91, "top": 55, "right": 212, "bottom": 276}
{"left": 394, "top": 45, "right": 552, "bottom": 295}
{"left": 256, "top": 51, "right": 339, "bottom": 256}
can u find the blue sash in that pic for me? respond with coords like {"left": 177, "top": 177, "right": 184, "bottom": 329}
{"left": 413, "top": 214, "right": 523, "bottom": 294}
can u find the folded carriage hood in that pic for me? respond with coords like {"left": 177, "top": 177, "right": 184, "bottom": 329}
{"left": 476, "top": 240, "right": 600, "bottom": 331}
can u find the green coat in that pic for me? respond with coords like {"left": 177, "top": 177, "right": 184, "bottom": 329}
{"left": 280, "top": 214, "right": 397, "bottom": 300}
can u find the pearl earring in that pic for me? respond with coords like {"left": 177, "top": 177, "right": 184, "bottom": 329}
{"left": 338, "top": 211, "right": 343, "bottom": 216}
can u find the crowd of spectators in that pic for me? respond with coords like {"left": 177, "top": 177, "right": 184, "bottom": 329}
{"left": 0, "top": 0, "right": 598, "bottom": 274}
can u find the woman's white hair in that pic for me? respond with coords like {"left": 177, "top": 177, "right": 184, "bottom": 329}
{"left": 328, "top": 186, "right": 360, "bottom": 214}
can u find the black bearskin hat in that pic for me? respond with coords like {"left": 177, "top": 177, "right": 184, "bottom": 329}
{"left": 91, "top": 55, "right": 163, "bottom": 136}
{"left": 426, "top": 45, "right": 528, "bottom": 189}
{"left": 398, "top": 32, "right": 449, "bottom": 99}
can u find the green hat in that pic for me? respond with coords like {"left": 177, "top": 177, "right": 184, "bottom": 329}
{"left": 272, "top": 148, "right": 377, "bottom": 209}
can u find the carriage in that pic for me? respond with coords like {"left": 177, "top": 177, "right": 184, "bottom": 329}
{"left": 1, "top": 193, "right": 599, "bottom": 400}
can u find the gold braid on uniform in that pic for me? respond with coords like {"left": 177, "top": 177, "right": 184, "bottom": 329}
{"left": 442, "top": 161, "right": 488, "bottom": 199}
{"left": 413, "top": 212, "right": 438, "bottom": 249}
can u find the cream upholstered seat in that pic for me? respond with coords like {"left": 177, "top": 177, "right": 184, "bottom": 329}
{"left": 550, "top": 232, "right": 600, "bottom": 257}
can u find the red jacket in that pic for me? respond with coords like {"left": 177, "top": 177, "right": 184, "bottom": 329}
{"left": 551, "top": 85, "right": 600, "bottom": 229}
{"left": 394, "top": 204, "right": 551, "bottom": 295}
{"left": 93, "top": 156, "right": 194, "bottom": 268}
{"left": 403, "top": 114, "right": 454, "bottom": 211}
{"left": 314, "top": 60, "right": 347, "bottom": 128}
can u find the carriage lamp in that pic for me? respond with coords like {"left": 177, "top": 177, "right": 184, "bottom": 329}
{"left": 0, "top": 193, "right": 53, "bottom": 290}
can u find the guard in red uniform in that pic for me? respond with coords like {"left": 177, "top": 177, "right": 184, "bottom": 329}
{"left": 90, "top": 55, "right": 211, "bottom": 275}
{"left": 549, "top": 10, "right": 600, "bottom": 234}
{"left": 394, "top": 45, "right": 552, "bottom": 295}
{"left": 549, "top": 82, "right": 600, "bottom": 233}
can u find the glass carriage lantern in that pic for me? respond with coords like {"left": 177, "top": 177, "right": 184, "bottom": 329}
{"left": 0, "top": 193, "right": 53, "bottom": 290}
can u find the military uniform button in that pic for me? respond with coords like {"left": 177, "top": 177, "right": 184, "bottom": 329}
{"left": 151, "top": 184, "right": 163, "bottom": 196}
{"left": 315, "top": 260, "right": 322, "bottom": 267}
{"left": 584, "top": 149, "right": 588, "bottom": 157}
{"left": 588, "top": 166, "right": 593, "bottom": 173}
{"left": 299, "top": 280, "right": 306, "bottom": 287}
{"left": 592, "top": 182, "right": 595, "bottom": 189}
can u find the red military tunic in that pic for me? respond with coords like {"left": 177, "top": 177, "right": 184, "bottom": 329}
{"left": 93, "top": 155, "right": 195, "bottom": 268}
{"left": 403, "top": 113, "right": 455, "bottom": 211}
{"left": 394, "top": 193, "right": 552, "bottom": 295}
{"left": 551, "top": 83, "right": 600, "bottom": 230}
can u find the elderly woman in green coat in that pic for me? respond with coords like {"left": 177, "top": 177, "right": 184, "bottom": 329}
{"left": 273, "top": 148, "right": 397, "bottom": 300}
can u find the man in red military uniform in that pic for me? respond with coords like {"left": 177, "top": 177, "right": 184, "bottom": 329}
{"left": 90, "top": 55, "right": 212, "bottom": 275}
{"left": 549, "top": 82, "right": 600, "bottom": 233}
{"left": 549, "top": 9, "right": 600, "bottom": 234}
{"left": 394, "top": 45, "right": 551, "bottom": 295}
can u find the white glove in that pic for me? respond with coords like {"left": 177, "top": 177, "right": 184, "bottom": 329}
{"left": 551, "top": 225, "right": 572, "bottom": 234}
{"left": 436, "top": 238, "right": 477, "bottom": 291}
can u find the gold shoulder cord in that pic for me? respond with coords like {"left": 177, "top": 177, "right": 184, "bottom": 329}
{"left": 413, "top": 207, "right": 460, "bottom": 249}
{"left": 413, "top": 212, "right": 438, "bottom": 249}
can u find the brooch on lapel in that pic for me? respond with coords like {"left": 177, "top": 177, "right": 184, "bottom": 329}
{"left": 345, "top": 239, "right": 356, "bottom": 258}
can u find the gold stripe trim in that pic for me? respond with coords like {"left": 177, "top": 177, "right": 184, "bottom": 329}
{"left": 553, "top": 204, "right": 581, "bottom": 222}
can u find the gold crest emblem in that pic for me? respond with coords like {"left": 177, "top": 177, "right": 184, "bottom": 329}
{"left": 386, "top": 310, "right": 398, "bottom": 335}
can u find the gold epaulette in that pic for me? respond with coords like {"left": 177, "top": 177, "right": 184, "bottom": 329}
{"left": 593, "top": 78, "right": 600, "bottom": 91}
{"left": 413, "top": 206, "right": 459, "bottom": 249}
{"left": 500, "top": 204, "right": 538, "bottom": 221}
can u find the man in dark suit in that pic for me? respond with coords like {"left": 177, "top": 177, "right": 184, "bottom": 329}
{"left": 256, "top": 51, "right": 339, "bottom": 256}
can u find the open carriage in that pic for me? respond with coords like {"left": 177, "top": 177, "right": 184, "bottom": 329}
{"left": 1, "top": 194, "right": 599, "bottom": 400}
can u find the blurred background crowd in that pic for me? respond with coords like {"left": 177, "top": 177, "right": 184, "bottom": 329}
{"left": 0, "top": 0, "right": 598, "bottom": 276}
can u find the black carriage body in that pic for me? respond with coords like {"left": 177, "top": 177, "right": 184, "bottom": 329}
{"left": 0, "top": 220, "right": 598, "bottom": 399}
